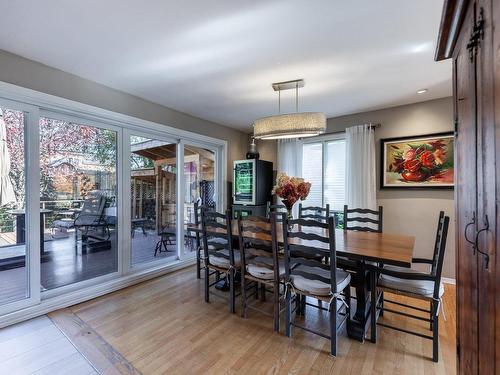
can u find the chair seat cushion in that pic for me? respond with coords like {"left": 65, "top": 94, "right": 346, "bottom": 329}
{"left": 209, "top": 249, "right": 241, "bottom": 268}
{"left": 202, "top": 238, "right": 227, "bottom": 251}
{"left": 53, "top": 219, "right": 74, "bottom": 229}
{"left": 291, "top": 265, "right": 351, "bottom": 296}
{"left": 379, "top": 265, "right": 444, "bottom": 298}
{"left": 246, "top": 257, "right": 284, "bottom": 280}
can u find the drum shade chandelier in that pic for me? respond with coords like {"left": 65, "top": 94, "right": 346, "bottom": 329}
{"left": 253, "top": 79, "right": 326, "bottom": 140}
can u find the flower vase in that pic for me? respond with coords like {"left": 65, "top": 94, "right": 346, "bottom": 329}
{"left": 286, "top": 207, "right": 294, "bottom": 229}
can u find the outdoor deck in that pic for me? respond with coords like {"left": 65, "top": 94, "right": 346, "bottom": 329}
{"left": 0, "top": 227, "right": 194, "bottom": 305}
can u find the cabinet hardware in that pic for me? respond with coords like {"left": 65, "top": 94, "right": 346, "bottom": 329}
{"left": 475, "top": 214, "right": 490, "bottom": 269}
{"left": 464, "top": 211, "right": 476, "bottom": 253}
{"left": 467, "top": 7, "right": 485, "bottom": 61}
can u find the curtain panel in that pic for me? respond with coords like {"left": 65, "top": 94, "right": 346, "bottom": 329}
{"left": 345, "top": 124, "right": 376, "bottom": 210}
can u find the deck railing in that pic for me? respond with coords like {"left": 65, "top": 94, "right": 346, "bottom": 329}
{"left": 0, "top": 199, "right": 85, "bottom": 234}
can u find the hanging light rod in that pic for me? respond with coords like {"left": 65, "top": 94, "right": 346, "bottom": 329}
{"left": 271, "top": 79, "right": 305, "bottom": 91}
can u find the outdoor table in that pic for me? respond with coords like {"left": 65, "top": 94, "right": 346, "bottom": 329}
{"left": 8, "top": 209, "right": 53, "bottom": 256}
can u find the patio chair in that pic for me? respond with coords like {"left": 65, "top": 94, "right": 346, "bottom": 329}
{"left": 72, "top": 193, "right": 109, "bottom": 252}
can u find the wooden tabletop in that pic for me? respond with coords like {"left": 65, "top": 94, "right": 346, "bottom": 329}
{"left": 186, "top": 222, "right": 415, "bottom": 268}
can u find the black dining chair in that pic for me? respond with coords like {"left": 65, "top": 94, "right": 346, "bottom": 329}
{"left": 201, "top": 209, "right": 240, "bottom": 313}
{"left": 266, "top": 201, "right": 287, "bottom": 221}
{"left": 282, "top": 215, "right": 351, "bottom": 357}
{"left": 339, "top": 205, "right": 384, "bottom": 271}
{"left": 237, "top": 213, "right": 284, "bottom": 332}
{"left": 192, "top": 201, "right": 205, "bottom": 279}
{"left": 298, "top": 203, "right": 330, "bottom": 223}
{"left": 343, "top": 205, "right": 383, "bottom": 232}
{"left": 370, "top": 211, "right": 450, "bottom": 362}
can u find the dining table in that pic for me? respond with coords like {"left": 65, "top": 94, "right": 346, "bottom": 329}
{"left": 185, "top": 221, "right": 415, "bottom": 342}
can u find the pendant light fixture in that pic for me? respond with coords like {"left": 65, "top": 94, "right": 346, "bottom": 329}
{"left": 253, "top": 79, "right": 326, "bottom": 140}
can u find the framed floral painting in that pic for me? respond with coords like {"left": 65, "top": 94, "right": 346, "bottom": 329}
{"left": 380, "top": 132, "right": 454, "bottom": 189}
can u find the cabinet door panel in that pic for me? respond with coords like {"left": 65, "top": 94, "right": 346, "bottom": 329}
{"left": 454, "top": 4, "right": 479, "bottom": 374}
{"left": 476, "top": 1, "right": 497, "bottom": 374}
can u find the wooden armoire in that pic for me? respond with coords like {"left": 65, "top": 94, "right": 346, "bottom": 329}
{"left": 436, "top": 0, "right": 499, "bottom": 373}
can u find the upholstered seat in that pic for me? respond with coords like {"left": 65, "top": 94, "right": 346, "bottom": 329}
{"left": 291, "top": 265, "right": 351, "bottom": 296}
{"left": 246, "top": 256, "right": 284, "bottom": 280}
{"left": 53, "top": 218, "right": 74, "bottom": 230}
{"left": 379, "top": 265, "right": 444, "bottom": 298}
{"left": 202, "top": 237, "right": 227, "bottom": 251}
{"left": 209, "top": 249, "right": 241, "bottom": 268}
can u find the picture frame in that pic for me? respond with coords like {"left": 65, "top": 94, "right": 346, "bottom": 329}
{"left": 380, "top": 132, "right": 454, "bottom": 189}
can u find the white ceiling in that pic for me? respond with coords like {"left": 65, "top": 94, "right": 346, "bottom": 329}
{"left": 0, "top": 0, "right": 451, "bottom": 132}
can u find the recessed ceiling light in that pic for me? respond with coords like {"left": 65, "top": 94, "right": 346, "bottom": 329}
{"left": 417, "top": 89, "right": 428, "bottom": 94}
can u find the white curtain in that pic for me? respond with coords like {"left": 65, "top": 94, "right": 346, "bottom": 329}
{"left": 277, "top": 139, "right": 301, "bottom": 176}
{"left": 345, "top": 124, "right": 376, "bottom": 210}
{"left": 277, "top": 139, "right": 302, "bottom": 216}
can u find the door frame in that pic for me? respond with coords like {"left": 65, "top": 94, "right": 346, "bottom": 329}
{"left": 0, "top": 97, "right": 41, "bottom": 315}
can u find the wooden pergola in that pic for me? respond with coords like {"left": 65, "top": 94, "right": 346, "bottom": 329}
{"left": 130, "top": 141, "right": 214, "bottom": 232}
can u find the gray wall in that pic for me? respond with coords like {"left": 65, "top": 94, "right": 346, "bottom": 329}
{"left": 255, "top": 97, "right": 455, "bottom": 278}
{"left": 0, "top": 49, "right": 248, "bottom": 181}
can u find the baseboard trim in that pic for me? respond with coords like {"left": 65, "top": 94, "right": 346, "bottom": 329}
{"left": 442, "top": 277, "right": 456, "bottom": 285}
{"left": 0, "top": 258, "right": 195, "bottom": 329}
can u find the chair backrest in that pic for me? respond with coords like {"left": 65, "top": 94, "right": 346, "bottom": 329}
{"left": 75, "top": 193, "right": 106, "bottom": 225}
{"left": 298, "top": 204, "right": 330, "bottom": 223}
{"left": 343, "top": 205, "right": 383, "bottom": 233}
{"left": 431, "top": 212, "right": 449, "bottom": 283}
{"left": 266, "top": 201, "right": 287, "bottom": 221}
{"left": 200, "top": 209, "right": 234, "bottom": 265}
{"left": 237, "top": 214, "right": 279, "bottom": 284}
{"left": 282, "top": 215, "right": 339, "bottom": 293}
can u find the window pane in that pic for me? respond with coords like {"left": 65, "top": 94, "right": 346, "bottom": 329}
{"left": 301, "top": 143, "right": 323, "bottom": 207}
{"left": 130, "top": 136, "right": 177, "bottom": 266}
{"left": 324, "top": 140, "right": 346, "bottom": 211}
{"left": 40, "top": 117, "right": 118, "bottom": 290}
{"left": 0, "top": 108, "right": 29, "bottom": 305}
{"left": 183, "top": 144, "right": 216, "bottom": 255}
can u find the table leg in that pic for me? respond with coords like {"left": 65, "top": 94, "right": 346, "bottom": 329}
{"left": 370, "top": 269, "right": 377, "bottom": 343}
{"left": 346, "top": 261, "right": 371, "bottom": 342}
{"left": 15, "top": 215, "right": 25, "bottom": 244}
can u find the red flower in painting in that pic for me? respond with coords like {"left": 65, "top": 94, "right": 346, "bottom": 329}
{"left": 404, "top": 158, "right": 422, "bottom": 173}
{"left": 403, "top": 149, "right": 416, "bottom": 160}
{"left": 420, "top": 150, "right": 435, "bottom": 168}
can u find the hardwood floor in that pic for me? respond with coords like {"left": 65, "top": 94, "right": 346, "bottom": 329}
{"left": 49, "top": 266, "right": 456, "bottom": 375}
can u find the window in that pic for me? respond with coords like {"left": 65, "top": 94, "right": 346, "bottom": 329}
{"left": 183, "top": 144, "right": 216, "bottom": 255}
{"left": 301, "top": 137, "right": 346, "bottom": 213}
{"left": 39, "top": 116, "right": 118, "bottom": 290}
{"left": 129, "top": 135, "right": 177, "bottom": 267}
{"left": 0, "top": 82, "right": 226, "bottom": 321}
{"left": 0, "top": 107, "right": 29, "bottom": 305}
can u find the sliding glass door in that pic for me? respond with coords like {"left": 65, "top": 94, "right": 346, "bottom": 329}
{"left": 0, "top": 100, "right": 39, "bottom": 312}
{"left": 128, "top": 133, "right": 178, "bottom": 267}
{"left": 39, "top": 114, "right": 119, "bottom": 291}
{"left": 0, "top": 85, "right": 226, "bottom": 320}
{"left": 182, "top": 143, "right": 216, "bottom": 256}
